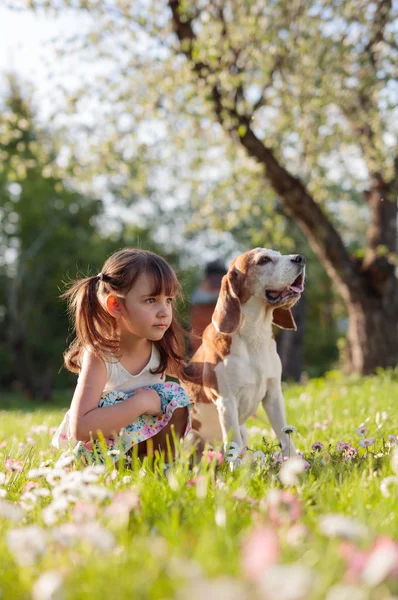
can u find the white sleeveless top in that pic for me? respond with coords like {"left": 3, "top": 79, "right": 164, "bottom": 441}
{"left": 52, "top": 344, "right": 165, "bottom": 449}
{"left": 103, "top": 344, "right": 165, "bottom": 392}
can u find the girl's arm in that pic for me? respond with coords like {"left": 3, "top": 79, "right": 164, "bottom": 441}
{"left": 69, "top": 351, "right": 161, "bottom": 441}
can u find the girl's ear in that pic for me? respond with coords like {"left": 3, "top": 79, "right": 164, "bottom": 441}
{"left": 106, "top": 295, "right": 123, "bottom": 318}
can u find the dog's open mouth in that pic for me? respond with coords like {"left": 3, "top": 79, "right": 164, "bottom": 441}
{"left": 265, "top": 273, "right": 305, "bottom": 304}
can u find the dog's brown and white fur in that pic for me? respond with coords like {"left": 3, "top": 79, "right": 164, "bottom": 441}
{"left": 184, "top": 248, "right": 305, "bottom": 456}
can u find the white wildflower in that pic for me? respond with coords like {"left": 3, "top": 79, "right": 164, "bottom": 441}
{"left": 326, "top": 584, "right": 367, "bottom": 600}
{"left": 0, "top": 499, "right": 24, "bottom": 522}
{"left": 42, "top": 497, "right": 69, "bottom": 526}
{"left": 259, "top": 564, "right": 315, "bottom": 600}
{"left": 54, "top": 455, "right": 75, "bottom": 469}
{"left": 361, "top": 543, "right": 398, "bottom": 587}
{"left": 79, "top": 523, "right": 116, "bottom": 552}
{"left": 282, "top": 425, "right": 297, "bottom": 434}
{"left": 32, "top": 571, "right": 64, "bottom": 600}
{"left": 84, "top": 484, "right": 111, "bottom": 503}
{"left": 391, "top": 447, "right": 398, "bottom": 474}
{"left": 0, "top": 472, "right": 6, "bottom": 485}
{"left": 252, "top": 450, "right": 266, "bottom": 466}
{"left": 6, "top": 525, "right": 47, "bottom": 566}
{"left": 53, "top": 522, "right": 116, "bottom": 552}
{"left": 28, "top": 467, "right": 52, "bottom": 478}
{"left": 279, "top": 457, "right": 306, "bottom": 486}
{"left": 380, "top": 476, "right": 398, "bottom": 498}
{"left": 215, "top": 506, "right": 226, "bottom": 527}
{"left": 224, "top": 441, "right": 241, "bottom": 462}
{"left": 319, "top": 514, "right": 368, "bottom": 541}
{"left": 46, "top": 469, "right": 66, "bottom": 487}
{"left": 196, "top": 476, "right": 207, "bottom": 499}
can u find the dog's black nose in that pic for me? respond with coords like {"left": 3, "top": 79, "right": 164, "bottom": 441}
{"left": 291, "top": 254, "right": 305, "bottom": 265}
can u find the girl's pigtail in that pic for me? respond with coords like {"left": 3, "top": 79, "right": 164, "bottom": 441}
{"left": 62, "top": 275, "right": 117, "bottom": 373}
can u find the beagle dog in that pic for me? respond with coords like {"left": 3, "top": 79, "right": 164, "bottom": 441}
{"left": 184, "top": 248, "right": 305, "bottom": 456}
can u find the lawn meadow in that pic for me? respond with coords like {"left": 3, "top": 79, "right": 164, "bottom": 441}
{"left": 0, "top": 371, "right": 397, "bottom": 600}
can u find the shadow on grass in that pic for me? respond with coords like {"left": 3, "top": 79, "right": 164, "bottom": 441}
{"left": 0, "top": 391, "right": 72, "bottom": 412}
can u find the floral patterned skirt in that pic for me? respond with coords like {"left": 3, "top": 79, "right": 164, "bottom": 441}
{"left": 52, "top": 382, "right": 193, "bottom": 465}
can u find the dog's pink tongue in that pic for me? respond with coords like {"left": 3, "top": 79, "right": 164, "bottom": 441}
{"left": 289, "top": 283, "right": 303, "bottom": 293}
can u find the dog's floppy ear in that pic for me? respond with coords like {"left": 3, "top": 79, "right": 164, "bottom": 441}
{"left": 272, "top": 307, "right": 297, "bottom": 331}
{"left": 212, "top": 263, "right": 242, "bottom": 334}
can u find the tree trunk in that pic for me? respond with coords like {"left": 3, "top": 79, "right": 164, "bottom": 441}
{"left": 345, "top": 277, "right": 398, "bottom": 373}
{"left": 276, "top": 294, "right": 306, "bottom": 381}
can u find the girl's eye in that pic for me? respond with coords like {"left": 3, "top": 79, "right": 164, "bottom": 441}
{"left": 166, "top": 297, "right": 174, "bottom": 304}
{"left": 145, "top": 298, "right": 156, "bottom": 304}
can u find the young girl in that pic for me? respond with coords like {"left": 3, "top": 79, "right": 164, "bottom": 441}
{"left": 52, "top": 248, "right": 193, "bottom": 465}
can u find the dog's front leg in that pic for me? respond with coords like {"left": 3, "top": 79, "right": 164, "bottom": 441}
{"left": 215, "top": 397, "right": 243, "bottom": 450}
{"left": 262, "top": 378, "right": 297, "bottom": 457}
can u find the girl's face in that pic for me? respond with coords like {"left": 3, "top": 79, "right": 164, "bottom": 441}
{"left": 114, "top": 272, "right": 175, "bottom": 342}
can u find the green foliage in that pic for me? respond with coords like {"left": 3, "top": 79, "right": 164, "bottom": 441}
{"left": 0, "top": 78, "right": 197, "bottom": 398}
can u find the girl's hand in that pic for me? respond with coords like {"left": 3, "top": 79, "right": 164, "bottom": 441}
{"left": 133, "top": 388, "right": 162, "bottom": 417}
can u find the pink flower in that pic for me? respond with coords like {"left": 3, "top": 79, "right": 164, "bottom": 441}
{"left": 340, "top": 541, "right": 369, "bottom": 582}
{"left": 266, "top": 490, "right": 302, "bottom": 526}
{"left": 337, "top": 441, "right": 350, "bottom": 452}
{"left": 241, "top": 526, "right": 279, "bottom": 580}
{"left": 340, "top": 536, "right": 398, "bottom": 585}
{"left": 23, "top": 481, "right": 40, "bottom": 492}
{"left": 84, "top": 442, "right": 93, "bottom": 451}
{"left": 345, "top": 446, "right": 358, "bottom": 460}
{"left": 0, "top": 441, "right": 8, "bottom": 449}
{"left": 312, "top": 441, "right": 324, "bottom": 452}
{"left": 4, "top": 458, "right": 23, "bottom": 472}
{"left": 203, "top": 450, "right": 224, "bottom": 466}
{"left": 186, "top": 475, "right": 205, "bottom": 488}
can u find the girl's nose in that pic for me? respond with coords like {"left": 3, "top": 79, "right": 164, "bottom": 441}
{"left": 158, "top": 301, "right": 170, "bottom": 316}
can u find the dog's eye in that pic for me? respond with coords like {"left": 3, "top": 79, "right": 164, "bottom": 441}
{"left": 258, "top": 256, "right": 271, "bottom": 265}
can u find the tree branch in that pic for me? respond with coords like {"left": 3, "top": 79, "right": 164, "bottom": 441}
{"left": 168, "top": 0, "right": 363, "bottom": 300}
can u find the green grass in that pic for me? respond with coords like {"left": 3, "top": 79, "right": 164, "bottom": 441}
{"left": 0, "top": 372, "right": 397, "bottom": 600}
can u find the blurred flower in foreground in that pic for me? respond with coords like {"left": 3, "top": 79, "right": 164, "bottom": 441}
{"left": 4, "top": 458, "right": 23, "bottom": 472}
{"left": 6, "top": 525, "right": 48, "bottom": 566}
{"left": 203, "top": 449, "right": 224, "bottom": 466}
{"left": 32, "top": 571, "right": 64, "bottom": 600}
{"left": 325, "top": 584, "right": 367, "bottom": 600}
{"left": 380, "top": 475, "right": 398, "bottom": 498}
{"left": 265, "top": 489, "right": 302, "bottom": 526}
{"left": 258, "top": 563, "right": 315, "bottom": 600}
{"left": 279, "top": 457, "right": 307, "bottom": 486}
{"left": 319, "top": 514, "right": 368, "bottom": 541}
{"left": 0, "top": 499, "right": 24, "bottom": 522}
{"left": 241, "top": 525, "right": 279, "bottom": 580}
{"left": 388, "top": 434, "right": 398, "bottom": 444}
{"left": 340, "top": 536, "right": 398, "bottom": 587}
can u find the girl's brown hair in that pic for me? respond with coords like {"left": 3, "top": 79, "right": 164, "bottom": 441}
{"left": 62, "top": 248, "right": 187, "bottom": 379}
